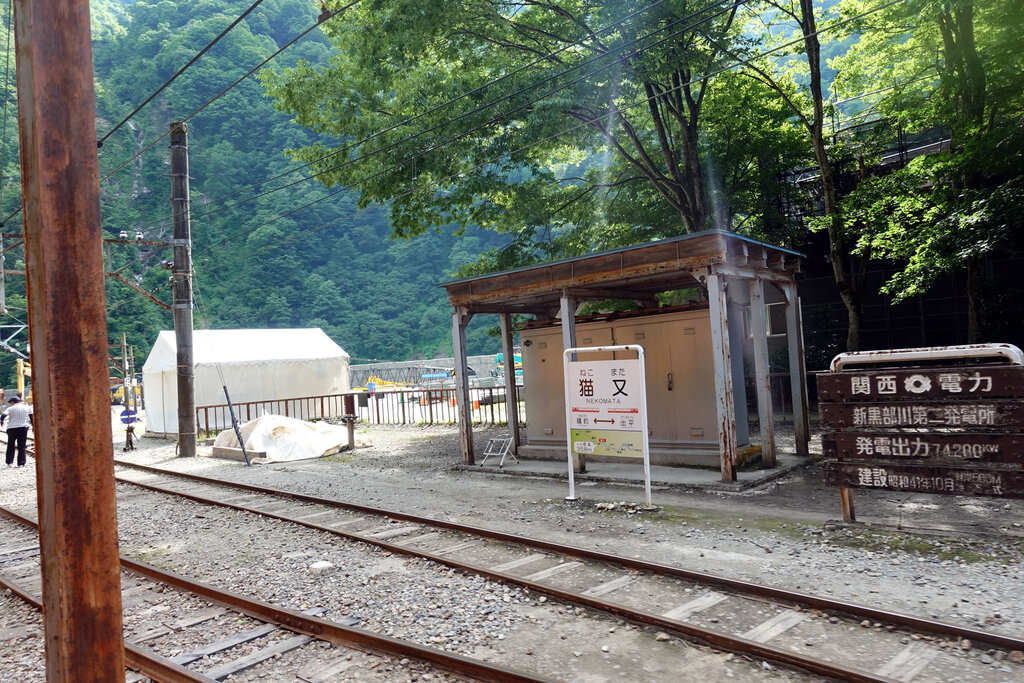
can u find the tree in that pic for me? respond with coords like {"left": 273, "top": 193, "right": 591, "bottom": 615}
{"left": 834, "top": 0, "right": 1024, "bottom": 340}
{"left": 261, "top": 0, "right": 748, "bottom": 245}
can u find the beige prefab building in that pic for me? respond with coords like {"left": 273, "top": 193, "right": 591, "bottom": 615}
{"left": 441, "top": 230, "right": 810, "bottom": 482}
{"left": 518, "top": 306, "right": 742, "bottom": 467}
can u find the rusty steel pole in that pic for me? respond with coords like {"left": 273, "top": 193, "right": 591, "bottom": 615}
{"left": 170, "top": 122, "right": 196, "bottom": 456}
{"left": 12, "top": 0, "right": 126, "bottom": 679}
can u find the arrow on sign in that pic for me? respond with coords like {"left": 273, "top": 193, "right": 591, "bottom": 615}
{"left": 594, "top": 418, "right": 615, "bottom": 424}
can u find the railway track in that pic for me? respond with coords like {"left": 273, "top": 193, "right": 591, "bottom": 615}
{"left": 0, "top": 502, "right": 548, "bottom": 682}
{"left": 105, "top": 458, "right": 1024, "bottom": 682}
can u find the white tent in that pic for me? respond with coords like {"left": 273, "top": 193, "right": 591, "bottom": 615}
{"left": 142, "top": 328, "right": 350, "bottom": 434}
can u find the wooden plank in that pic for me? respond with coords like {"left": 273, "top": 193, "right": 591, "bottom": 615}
{"left": 741, "top": 610, "right": 808, "bottom": 643}
{"left": 823, "top": 462, "right": 1024, "bottom": 498}
{"left": 525, "top": 562, "right": 583, "bottom": 581}
{"left": 823, "top": 431, "right": 1024, "bottom": 464}
{"left": 203, "top": 634, "right": 310, "bottom": 680}
{"left": 876, "top": 642, "right": 940, "bottom": 681}
{"left": 296, "top": 655, "right": 361, "bottom": 682}
{"left": 397, "top": 531, "right": 444, "bottom": 546}
{"left": 819, "top": 400, "right": 1024, "bottom": 430}
{"left": 817, "top": 366, "right": 1024, "bottom": 402}
{"left": 662, "top": 592, "right": 728, "bottom": 621}
{"left": 492, "top": 553, "right": 548, "bottom": 572}
{"left": 583, "top": 575, "right": 635, "bottom": 597}
{"left": 436, "top": 540, "right": 479, "bottom": 555}
{"left": 170, "top": 609, "right": 325, "bottom": 665}
{"left": 367, "top": 525, "right": 422, "bottom": 540}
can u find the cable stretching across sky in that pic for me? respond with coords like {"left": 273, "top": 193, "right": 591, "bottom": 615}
{"left": 202, "top": 0, "right": 903, "bottom": 272}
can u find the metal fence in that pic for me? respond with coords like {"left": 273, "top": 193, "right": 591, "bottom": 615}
{"left": 195, "top": 386, "right": 524, "bottom": 436}
{"left": 196, "top": 372, "right": 815, "bottom": 436}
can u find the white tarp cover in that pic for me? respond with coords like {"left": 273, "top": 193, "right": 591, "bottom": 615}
{"left": 142, "top": 328, "right": 350, "bottom": 433}
{"left": 214, "top": 414, "right": 349, "bottom": 463}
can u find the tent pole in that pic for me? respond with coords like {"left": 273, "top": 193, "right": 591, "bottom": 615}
{"left": 223, "top": 385, "right": 251, "bottom": 466}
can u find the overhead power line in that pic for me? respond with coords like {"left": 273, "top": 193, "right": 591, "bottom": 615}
{"left": 201, "top": 0, "right": 902, "bottom": 273}
{"left": 124, "top": 0, "right": 699, "bottom": 239}
{"left": 97, "top": 0, "right": 270, "bottom": 148}
{"left": 99, "top": 0, "right": 362, "bottom": 185}
{"left": 191, "top": 0, "right": 749, "bottom": 249}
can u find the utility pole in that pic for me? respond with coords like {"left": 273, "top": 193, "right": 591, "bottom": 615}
{"left": 13, "top": 0, "right": 126, "bottom": 678}
{"left": 170, "top": 121, "right": 196, "bottom": 456}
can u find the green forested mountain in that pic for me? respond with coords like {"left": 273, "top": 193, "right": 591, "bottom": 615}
{"left": 0, "top": 0, "right": 1021, "bottom": 388}
{"left": 0, "top": 0, "right": 505, "bottom": 385}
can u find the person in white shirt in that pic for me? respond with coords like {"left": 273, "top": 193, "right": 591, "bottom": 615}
{"left": 1, "top": 396, "right": 33, "bottom": 467}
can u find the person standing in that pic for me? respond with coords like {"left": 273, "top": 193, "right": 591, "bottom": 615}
{"left": 1, "top": 396, "right": 33, "bottom": 467}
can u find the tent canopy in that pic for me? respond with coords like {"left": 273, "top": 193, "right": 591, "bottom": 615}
{"left": 142, "top": 328, "right": 350, "bottom": 434}
{"left": 143, "top": 328, "right": 349, "bottom": 371}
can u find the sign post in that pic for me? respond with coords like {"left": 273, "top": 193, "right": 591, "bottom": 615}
{"left": 818, "top": 344, "right": 1024, "bottom": 521}
{"left": 563, "top": 344, "right": 653, "bottom": 507}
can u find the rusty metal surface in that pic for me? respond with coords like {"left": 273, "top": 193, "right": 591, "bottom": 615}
{"left": 819, "top": 400, "right": 1024, "bottom": 430}
{"left": 13, "top": 0, "right": 126, "bottom": 678}
{"left": 823, "top": 431, "right": 1024, "bottom": 464}
{"left": 823, "top": 462, "right": 1024, "bottom": 497}
{"left": 109, "top": 461, "right": 1024, "bottom": 653}
{"left": 817, "top": 366, "right": 1024, "bottom": 402}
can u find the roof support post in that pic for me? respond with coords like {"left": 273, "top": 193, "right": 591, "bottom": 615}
{"left": 13, "top": 0, "right": 126, "bottom": 677}
{"left": 499, "top": 313, "right": 520, "bottom": 453}
{"left": 748, "top": 279, "right": 776, "bottom": 466}
{"left": 452, "top": 307, "right": 475, "bottom": 464}
{"left": 705, "top": 269, "right": 737, "bottom": 482}
{"left": 559, "top": 292, "right": 585, "bottom": 473}
{"left": 782, "top": 280, "right": 810, "bottom": 456}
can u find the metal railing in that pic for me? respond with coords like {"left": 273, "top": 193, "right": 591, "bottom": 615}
{"left": 196, "top": 386, "right": 525, "bottom": 436}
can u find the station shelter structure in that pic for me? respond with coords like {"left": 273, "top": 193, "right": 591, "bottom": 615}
{"left": 440, "top": 230, "right": 810, "bottom": 482}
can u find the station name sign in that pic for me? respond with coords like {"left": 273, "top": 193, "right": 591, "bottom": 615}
{"left": 818, "top": 363, "right": 1023, "bottom": 499}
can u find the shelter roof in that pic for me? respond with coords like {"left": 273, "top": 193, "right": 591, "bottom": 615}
{"left": 142, "top": 328, "right": 348, "bottom": 372}
{"left": 441, "top": 230, "right": 801, "bottom": 314}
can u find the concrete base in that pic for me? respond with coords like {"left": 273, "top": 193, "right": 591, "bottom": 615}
{"left": 211, "top": 446, "right": 266, "bottom": 462}
{"left": 518, "top": 440, "right": 750, "bottom": 469}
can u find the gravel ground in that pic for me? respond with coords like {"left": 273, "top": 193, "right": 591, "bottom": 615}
{"left": 1, "top": 423, "right": 1022, "bottom": 681}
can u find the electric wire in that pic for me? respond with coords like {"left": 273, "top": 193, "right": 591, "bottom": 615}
{"left": 97, "top": 0, "right": 270, "bottom": 148}
{"left": 199, "top": 0, "right": 747, "bottom": 252}
{"left": 144, "top": 0, "right": 674, "bottom": 222}
{"left": 202, "top": 0, "right": 901, "bottom": 273}
{"left": 99, "top": 1, "right": 361, "bottom": 185}
{"left": 126, "top": 0, "right": 725, "bottom": 239}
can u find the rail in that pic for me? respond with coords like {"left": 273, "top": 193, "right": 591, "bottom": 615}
{"left": 196, "top": 386, "right": 526, "bottom": 436}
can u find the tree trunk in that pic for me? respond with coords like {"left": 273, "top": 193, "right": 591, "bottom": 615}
{"left": 801, "top": 0, "right": 862, "bottom": 351}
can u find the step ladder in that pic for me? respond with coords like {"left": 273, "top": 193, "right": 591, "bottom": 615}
{"left": 479, "top": 436, "right": 517, "bottom": 468}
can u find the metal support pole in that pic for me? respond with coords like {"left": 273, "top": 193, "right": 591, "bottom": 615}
{"left": 782, "top": 280, "right": 810, "bottom": 457}
{"left": 749, "top": 279, "right": 776, "bottom": 466}
{"left": 451, "top": 307, "right": 475, "bottom": 464}
{"left": 170, "top": 121, "right": 196, "bottom": 457}
{"left": 499, "top": 313, "right": 520, "bottom": 453}
{"left": 706, "top": 270, "right": 737, "bottom": 482}
{"left": 559, "top": 293, "right": 584, "bottom": 473}
{"left": 13, "top": 0, "right": 126, "bottom": 676}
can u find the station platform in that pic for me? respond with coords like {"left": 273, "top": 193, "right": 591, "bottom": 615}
{"left": 464, "top": 452, "right": 810, "bottom": 492}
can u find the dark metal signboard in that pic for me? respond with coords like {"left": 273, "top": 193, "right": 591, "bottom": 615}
{"left": 817, "top": 345, "right": 1024, "bottom": 521}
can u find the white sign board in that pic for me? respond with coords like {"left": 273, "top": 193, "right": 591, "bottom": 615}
{"left": 563, "top": 345, "right": 652, "bottom": 507}
{"left": 567, "top": 359, "right": 645, "bottom": 458}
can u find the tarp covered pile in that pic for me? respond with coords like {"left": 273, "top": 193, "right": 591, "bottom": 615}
{"left": 214, "top": 414, "right": 352, "bottom": 463}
